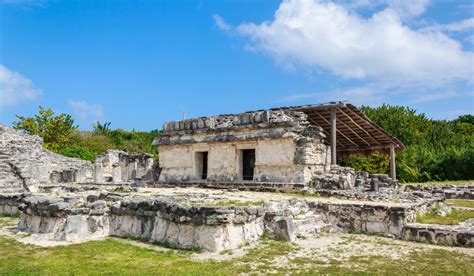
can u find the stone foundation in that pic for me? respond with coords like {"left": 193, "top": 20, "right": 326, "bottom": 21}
{"left": 108, "top": 198, "right": 265, "bottom": 251}
{"left": 309, "top": 200, "right": 437, "bottom": 238}
{"left": 0, "top": 193, "right": 22, "bottom": 215}
{"left": 403, "top": 184, "right": 474, "bottom": 200}
{"left": 403, "top": 220, "right": 474, "bottom": 247}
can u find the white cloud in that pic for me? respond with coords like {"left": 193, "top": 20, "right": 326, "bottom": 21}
{"left": 409, "top": 91, "right": 458, "bottom": 103}
{"left": 386, "top": 0, "right": 430, "bottom": 18}
{"left": 422, "top": 18, "right": 474, "bottom": 33}
{"left": 0, "top": 65, "right": 42, "bottom": 108}
{"left": 339, "top": 0, "right": 430, "bottom": 18}
{"left": 278, "top": 85, "right": 386, "bottom": 106}
{"left": 69, "top": 100, "right": 104, "bottom": 125}
{"left": 213, "top": 14, "right": 232, "bottom": 31}
{"left": 236, "top": 0, "right": 473, "bottom": 87}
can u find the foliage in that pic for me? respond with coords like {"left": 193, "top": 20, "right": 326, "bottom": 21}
{"left": 67, "top": 131, "right": 116, "bottom": 158}
{"left": 57, "top": 146, "right": 96, "bottom": 162}
{"left": 13, "top": 109, "right": 160, "bottom": 162}
{"left": 341, "top": 104, "right": 474, "bottom": 182}
{"left": 92, "top": 121, "right": 112, "bottom": 136}
{"left": 13, "top": 106, "right": 77, "bottom": 152}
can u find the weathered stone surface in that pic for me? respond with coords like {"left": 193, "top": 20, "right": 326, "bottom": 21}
{"left": 0, "top": 125, "right": 158, "bottom": 193}
{"left": 403, "top": 184, "right": 474, "bottom": 200}
{"left": 0, "top": 124, "right": 94, "bottom": 192}
{"left": 403, "top": 219, "right": 474, "bottom": 247}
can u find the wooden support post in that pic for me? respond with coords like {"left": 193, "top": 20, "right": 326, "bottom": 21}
{"left": 331, "top": 108, "right": 337, "bottom": 165}
{"left": 390, "top": 144, "right": 396, "bottom": 180}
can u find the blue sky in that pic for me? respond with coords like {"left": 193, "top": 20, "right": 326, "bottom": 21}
{"left": 1, "top": 0, "right": 473, "bottom": 131}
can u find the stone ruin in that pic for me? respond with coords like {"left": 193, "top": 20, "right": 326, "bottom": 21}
{"left": 0, "top": 102, "right": 473, "bottom": 252}
{"left": 0, "top": 124, "right": 157, "bottom": 194}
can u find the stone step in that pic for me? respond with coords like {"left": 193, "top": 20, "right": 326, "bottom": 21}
{"left": 0, "top": 188, "right": 24, "bottom": 194}
{"left": 292, "top": 215, "right": 331, "bottom": 238}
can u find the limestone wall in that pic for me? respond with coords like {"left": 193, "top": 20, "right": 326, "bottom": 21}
{"left": 309, "top": 200, "right": 435, "bottom": 238}
{"left": 16, "top": 194, "right": 266, "bottom": 252}
{"left": 0, "top": 125, "right": 157, "bottom": 192}
{"left": 403, "top": 221, "right": 473, "bottom": 247}
{"left": 158, "top": 138, "right": 315, "bottom": 184}
{"left": 94, "top": 150, "right": 155, "bottom": 184}
{"left": 0, "top": 194, "right": 22, "bottom": 215}
{"left": 0, "top": 125, "right": 94, "bottom": 192}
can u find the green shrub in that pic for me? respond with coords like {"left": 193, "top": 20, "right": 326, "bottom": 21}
{"left": 341, "top": 105, "right": 473, "bottom": 183}
{"left": 58, "top": 146, "right": 95, "bottom": 162}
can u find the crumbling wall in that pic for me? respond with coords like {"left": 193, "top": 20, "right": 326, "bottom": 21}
{"left": 0, "top": 194, "right": 23, "bottom": 215}
{"left": 0, "top": 124, "right": 94, "bottom": 192}
{"left": 94, "top": 150, "right": 155, "bottom": 184}
{"left": 403, "top": 221, "right": 474, "bottom": 247}
{"left": 17, "top": 194, "right": 266, "bottom": 252}
{"left": 0, "top": 125, "right": 156, "bottom": 192}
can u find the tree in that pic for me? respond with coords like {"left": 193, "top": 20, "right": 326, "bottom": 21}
{"left": 93, "top": 121, "right": 112, "bottom": 136}
{"left": 13, "top": 106, "right": 77, "bottom": 151}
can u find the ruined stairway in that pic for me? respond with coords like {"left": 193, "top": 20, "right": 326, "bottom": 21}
{"left": 292, "top": 213, "right": 332, "bottom": 238}
{"left": 0, "top": 153, "right": 25, "bottom": 193}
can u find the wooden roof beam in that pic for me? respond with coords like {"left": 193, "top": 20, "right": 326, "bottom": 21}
{"left": 337, "top": 107, "right": 383, "bottom": 145}
{"left": 306, "top": 116, "right": 346, "bottom": 148}
{"left": 312, "top": 111, "right": 358, "bottom": 147}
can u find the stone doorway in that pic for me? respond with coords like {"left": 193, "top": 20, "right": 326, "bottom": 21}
{"left": 195, "top": 151, "right": 208, "bottom": 180}
{"left": 242, "top": 149, "right": 255, "bottom": 180}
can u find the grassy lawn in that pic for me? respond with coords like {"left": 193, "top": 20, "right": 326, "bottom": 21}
{"left": 417, "top": 208, "right": 474, "bottom": 225}
{"left": 404, "top": 180, "right": 474, "bottom": 186}
{"left": 1, "top": 234, "right": 473, "bottom": 274}
{"left": 446, "top": 199, "right": 474, "bottom": 209}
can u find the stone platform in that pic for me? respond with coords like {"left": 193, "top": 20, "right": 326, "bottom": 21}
{"left": 3, "top": 186, "right": 470, "bottom": 251}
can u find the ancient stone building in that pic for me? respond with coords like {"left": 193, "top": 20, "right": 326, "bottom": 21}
{"left": 154, "top": 102, "right": 404, "bottom": 187}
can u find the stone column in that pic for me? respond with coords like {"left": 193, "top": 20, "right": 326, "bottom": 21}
{"left": 94, "top": 163, "right": 104, "bottom": 183}
{"left": 390, "top": 144, "right": 397, "bottom": 181}
{"left": 330, "top": 108, "right": 337, "bottom": 165}
{"left": 112, "top": 163, "right": 122, "bottom": 183}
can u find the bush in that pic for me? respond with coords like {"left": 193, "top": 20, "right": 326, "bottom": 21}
{"left": 341, "top": 105, "right": 473, "bottom": 183}
{"left": 58, "top": 146, "right": 95, "bottom": 162}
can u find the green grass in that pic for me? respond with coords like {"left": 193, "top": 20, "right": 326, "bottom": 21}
{"left": 0, "top": 235, "right": 473, "bottom": 274}
{"left": 0, "top": 213, "right": 20, "bottom": 227}
{"left": 0, "top": 213, "right": 20, "bottom": 219}
{"left": 187, "top": 200, "right": 264, "bottom": 207}
{"left": 446, "top": 199, "right": 474, "bottom": 209}
{"left": 287, "top": 249, "right": 474, "bottom": 274}
{"left": 416, "top": 208, "right": 474, "bottom": 225}
{"left": 404, "top": 180, "right": 474, "bottom": 186}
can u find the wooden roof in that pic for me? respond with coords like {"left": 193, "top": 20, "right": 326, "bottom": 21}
{"left": 283, "top": 102, "right": 404, "bottom": 154}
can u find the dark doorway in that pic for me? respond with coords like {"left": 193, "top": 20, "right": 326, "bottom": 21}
{"left": 201, "top": 152, "right": 208, "bottom": 180}
{"left": 242, "top": 149, "right": 255, "bottom": 181}
{"left": 196, "top": 151, "right": 208, "bottom": 180}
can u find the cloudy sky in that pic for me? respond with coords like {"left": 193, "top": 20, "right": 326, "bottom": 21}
{"left": 1, "top": 0, "right": 473, "bottom": 130}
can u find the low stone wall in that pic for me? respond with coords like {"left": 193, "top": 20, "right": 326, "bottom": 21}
{"left": 152, "top": 181, "right": 306, "bottom": 193}
{"left": 0, "top": 193, "right": 23, "bottom": 215}
{"left": 18, "top": 195, "right": 110, "bottom": 242}
{"left": 109, "top": 198, "right": 265, "bottom": 251}
{"left": 403, "top": 220, "right": 474, "bottom": 247}
{"left": 309, "top": 200, "right": 436, "bottom": 238}
{"left": 16, "top": 194, "right": 266, "bottom": 252}
{"left": 403, "top": 184, "right": 474, "bottom": 199}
